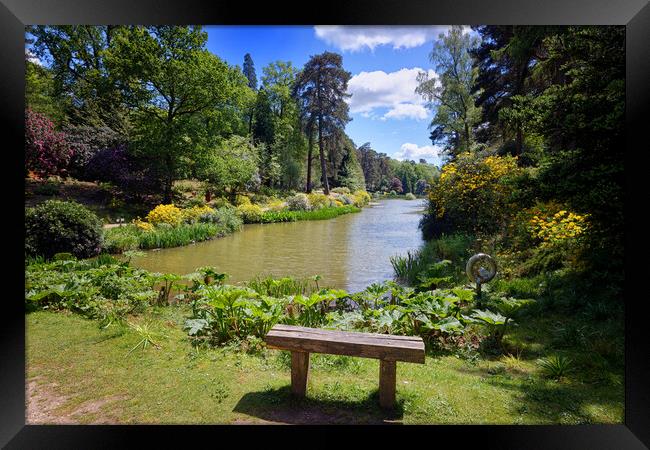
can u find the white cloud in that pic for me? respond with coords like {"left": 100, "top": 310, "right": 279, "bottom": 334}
{"left": 394, "top": 143, "right": 443, "bottom": 165}
{"left": 25, "top": 48, "right": 42, "bottom": 66}
{"left": 347, "top": 67, "right": 436, "bottom": 121}
{"left": 314, "top": 26, "right": 451, "bottom": 52}
{"left": 383, "top": 103, "right": 429, "bottom": 121}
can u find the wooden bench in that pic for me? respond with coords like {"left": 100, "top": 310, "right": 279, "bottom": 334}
{"left": 264, "top": 324, "right": 425, "bottom": 409}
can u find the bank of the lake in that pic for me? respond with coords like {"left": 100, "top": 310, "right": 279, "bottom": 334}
{"left": 131, "top": 199, "right": 426, "bottom": 293}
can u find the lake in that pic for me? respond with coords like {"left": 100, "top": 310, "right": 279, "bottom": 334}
{"left": 131, "top": 198, "right": 425, "bottom": 292}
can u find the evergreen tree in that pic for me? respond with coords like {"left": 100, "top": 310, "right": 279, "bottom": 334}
{"left": 293, "top": 52, "right": 352, "bottom": 195}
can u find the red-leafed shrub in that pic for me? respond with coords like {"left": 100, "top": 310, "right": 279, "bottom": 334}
{"left": 25, "top": 109, "right": 72, "bottom": 178}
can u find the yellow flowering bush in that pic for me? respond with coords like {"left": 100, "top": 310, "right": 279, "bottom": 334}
{"left": 307, "top": 193, "right": 330, "bottom": 210}
{"left": 352, "top": 190, "right": 371, "bottom": 207}
{"left": 236, "top": 203, "right": 263, "bottom": 223}
{"left": 181, "top": 205, "right": 215, "bottom": 223}
{"left": 265, "top": 199, "right": 286, "bottom": 212}
{"left": 528, "top": 209, "right": 589, "bottom": 247}
{"left": 132, "top": 217, "right": 154, "bottom": 232}
{"left": 424, "top": 152, "right": 520, "bottom": 237}
{"left": 146, "top": 204, "right": 183, "bottom": 226}
{"left": 235, "top": 195, "right": 251, "bottom": 206}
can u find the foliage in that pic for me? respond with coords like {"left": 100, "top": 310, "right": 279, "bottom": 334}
{"left": 416, "top": 26, "right": 482, "bottom": 157}
{"left": 352, "top": 190, "right": 371, "bottom": 206}
{"left": 286, "top": 193, "right": 311, "bottom": 211}
{"left": 404, "top": 193, "right": 417, "bottom": 200}
{"left": 25, "top": 109, "right": 72, "bottom": 178}
{"left": 63, "top": 125, "right": 126, "bottom": 178}
{"left": 527, "top": 209, "right": 589, "bottom": 248}
{"left": 181, "top": 205, "right": 215, "bottom": 224}
{"left": 293, "top": 52, "right": 352, "bottom": 194}
{"left": 537, "top": 355, "right": 574, "bottom": 380}
{"left": 196, "top": 135, "right": 260, "bottom": 200}
{"left": 137, "top": 223, "right": 221, "bottom": 249}
{"left": 422, "top": 153, "right": 520, "bottom": 239}
{"left": 25, "top": 256, "right": 156, "bottom": 324}
{"left": 146, "top": 204, "right": 183, "bottom": 226}
{"left": 307, "top": 193, "right": 331, "bottom": 210}
{"left": 236, "top": 203, "right": 264, "bottom": 224}
{"left": 106, "top": 25, "right": 251, "bottom": 202}
{"left": 198, "top": 206, "right": 243, "bottom": 232}
{"left": 25, "top": 200, "right": 103, "bottom": 259}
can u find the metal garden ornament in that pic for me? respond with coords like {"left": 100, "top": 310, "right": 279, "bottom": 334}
{"left": 466, "top": 253, "right": 497, "bottom": 299}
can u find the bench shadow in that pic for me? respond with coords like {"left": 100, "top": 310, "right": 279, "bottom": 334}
{"left": 232, "top": 385, "right": 405, "bottom": 425}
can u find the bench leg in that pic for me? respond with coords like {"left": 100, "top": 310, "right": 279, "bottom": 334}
{"left": 291, "top": 351, "right": 310, "bottom": 397}
{"left": 379, "top": 359, "right": 396, "bottom": 409}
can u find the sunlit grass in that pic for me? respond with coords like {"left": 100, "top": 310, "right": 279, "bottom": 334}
{"left": 27, "top": 308, "right": 623, "bottom": 425}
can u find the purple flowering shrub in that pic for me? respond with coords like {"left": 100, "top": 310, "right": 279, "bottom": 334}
{"left": 25, "top": 109, "right": 72, "bottom": 178}
{"left": 62, "top": 125, "right": 126, "bottom": 178}
{"left": 84, "top": 145, "right": 160, "bottom": 199}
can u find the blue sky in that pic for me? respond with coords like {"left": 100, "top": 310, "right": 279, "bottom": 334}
{"left": 27, "top": 26, "right": 464, "bottom": 166}
{"left": 205, "top": 26, "right": 455, "bottom": 166}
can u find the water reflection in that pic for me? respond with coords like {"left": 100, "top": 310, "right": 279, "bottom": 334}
{"left": 131, "top": 199, "right": 425, "bottom": 292}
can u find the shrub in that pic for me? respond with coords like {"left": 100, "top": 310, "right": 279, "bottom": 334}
{"left": 352, "top": 190, "right": 371, "bottom": 206}
{"left": 236, "top": 203, "right": 264, "bottom": 223}
{"left": 25, "top": 200, "right": 103, "bottom": 259}
{"left": 404, "top": 193, "right": 417, "bottom": 200}
{"left": 25, "top": 257, "right": 156, "bottom": 322}
{"left": 83, "top": 145, "right": 160, "bottom": 200}
{"left": 307, "top": 193, "right": 330, "bottom": 210}
{"left": 537, "top": 355, "right": 573, "bottom": 380}
{"left": 264, "top": 198, "right": 286, "bottom": 212}
{"left": 199, "top": 206, "right": 243, "bottom": 233}
{"left": 422, "top": 153, "right": 520, "bottom": 238}
{"left": 235, "top": 195, "right": 252, "bottom": 206}
{"left": 390, "top": 177, "right": 403, "bottom": 194}
{"left": 146, "top": 204, "right": 183, "bottom": 226}
{"left": 286, "top": 193, "right": 311, "bottom": 211}
{"left": 25, "top": 109, "right": 72, "bottom": 178}
{"left": 104, "top": 225, "right": 141, "bottom": 253}
{"left": 331, "top": 187, "right": 350, "bottom": 194}
{"left": 63, "top": 124, "right": 126, "bottom": 178}
{"left": 132, "top": 218, "right": 154, "bottom": 232}
{"left": 182, "top": 205, "right": 215, "bottom": 224}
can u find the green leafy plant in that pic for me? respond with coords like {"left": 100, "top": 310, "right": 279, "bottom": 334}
{"left": 537, "top": 355, "right": 573, "bottom": 380}
{"left": 25, "top": 200, "right": 104, "bottom": 259}
{"left": 126, "top": 321, "right": 163, "bottom": 356}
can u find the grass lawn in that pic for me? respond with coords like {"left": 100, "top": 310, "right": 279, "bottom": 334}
{"left": 26, "top": 307, "right": 623, "bottom": 425}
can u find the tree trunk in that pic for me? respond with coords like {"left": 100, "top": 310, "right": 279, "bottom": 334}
{"left": 318, "top": 116, "right": 330, "bottom": 195}
{"left": 306, "top": 123, "right": 313, "bottom": 193}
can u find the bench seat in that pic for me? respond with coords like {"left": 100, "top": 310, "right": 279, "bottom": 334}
{"left": 264, "top": 324, "right": 426, "bottom": 409}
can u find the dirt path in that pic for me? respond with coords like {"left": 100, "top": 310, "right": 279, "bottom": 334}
{"left": 27, "top": 377, "right": 126, "bottom": 424}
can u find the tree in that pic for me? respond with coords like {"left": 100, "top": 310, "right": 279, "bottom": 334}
{"left": 243, "top": 53, "right": 257, "bottom": 90}
{"left": 195, "top": 135, "right": 259, "bottom": 201}
{"left": 416, "top": 26, "right": 482, "bottom": 158}
{"left": 105, "top": 26, "right": 246, "bottom": 202}
{"left": 470, "top": 26, "right": 554, "bottom": 155}
{"left": 390, "top": 177, "right": 403, "bottom": 194}
{"left": 243, "top": 53, "right": 257, "bottom": 137}
{"left": 28, "top": 26, "right": 130, "bottom": 134}
{"left": 25, "top": 60, "right": 68, "bottom": 125}
{"left": 507, "top": 26, "right": 625, "bottom": 272}
{"left": 293, "top": 52, "right": 352, "bottom": 194}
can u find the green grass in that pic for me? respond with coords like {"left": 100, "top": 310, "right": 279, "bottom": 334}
{"left": 26, "top": 307, "right": 623, "bottom": 425}
{"left": 104, "top": 223, "right": 228, "bottom": 253}
{"left": 260, "top": 206, "right": 360, "bottom": 223}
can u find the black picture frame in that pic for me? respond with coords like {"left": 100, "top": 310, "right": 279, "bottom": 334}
{"left": 2, "top": 0, "right": 648, "bottom": 447}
